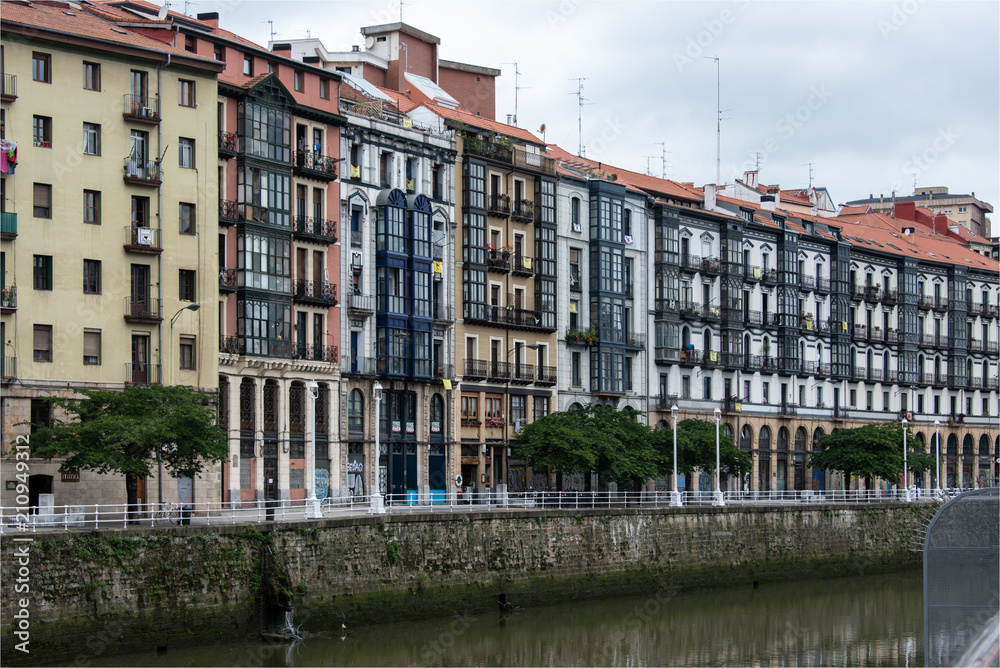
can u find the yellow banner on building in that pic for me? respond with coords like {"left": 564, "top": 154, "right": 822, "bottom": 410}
{"left": 433, "top": 261, "right": 443, "bottom": 274}
{"left": 442, "top": 379, "right": 452, "bottom": 390}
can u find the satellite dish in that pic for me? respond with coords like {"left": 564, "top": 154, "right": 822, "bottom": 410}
{"left": 539, "top": 123, "right": 546, "bottom": 133}
{"left": 364, "top": 36, "right": 375, "bottom": 49}
{"left": 157, "top": 2, "right": 169, "bottom": 19}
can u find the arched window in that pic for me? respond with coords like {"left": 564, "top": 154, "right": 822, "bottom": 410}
{"left": 794, "top": 427, "right": 807, "bottom": 451}
{"left": 812, "top": 427, "right": 825, "bottom": 450}
{"left": 348, "top": 389, "right": 364, "bottom": 434}
{"left": 571, "top": 197, "right": 581, "bottom": 231}
{"left": 777, "top": 427, "right": 789, "bottom": 451}
{"left": 759, "top": 425, "right": 772, "bottom": 451}
{"left": 740, "top": 425, "right": 753, "bottom": 451}
{"left": 703, "top": 328, "right": 712, "bottom": 352}
{"left": 623, "top": 208, "right": 632, "bottom": 237}
{"left": 980, "top": 434, "right": 991, "bottom": 457}
{"left": 568, "top": 402, "right": 583, "bottom": 412}
{"left": 430, "top": 393, "right": 444, "bottom": 437}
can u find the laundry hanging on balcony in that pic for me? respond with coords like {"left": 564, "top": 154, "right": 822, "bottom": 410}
{"left": 0, "top": 139, "right": 16, "bottom": 174}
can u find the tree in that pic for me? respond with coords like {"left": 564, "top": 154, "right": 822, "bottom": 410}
{"left": 650, "top": 419, "right": 752, "bottom": 480}
{"left": 30, "top": 385, "right": 227, "bottom": 516}
{"left": 809, "top": 422, "right": 933, "bottom": 489}
{"left": 512, "top": 405, "right": 658, "bottom": 488}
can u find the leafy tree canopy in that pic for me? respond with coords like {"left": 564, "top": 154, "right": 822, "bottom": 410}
{"left": 30, "top": 385, "right": 227, "bottom": 492}
{"left": 809, "top": 422, "right": 933, "bottom": 482}
{"left": 650, "top": 418, "right": 752, "bottom": 477}
{"left": 512, "top": 405, "right": 658, "bottom": 486}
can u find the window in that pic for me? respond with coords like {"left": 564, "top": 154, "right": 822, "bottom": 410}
{"left": 82, "top": 122, "right": 101, "bottom": 155}
{"left": 33, "top": 325, "right": 52, "bottom": 362}
{"left": 178, "top": 269, "right": 196, "bottom": 302}
{"left": 184, "top": 35, "right": 196, "bottom": 53}
{"left": 510, "top": 395, "right": 526, "bottom": 424}
{"left": 533, "top": 396, "right": 549, "bottom": 421}
{"left": 179, "top": 336, "right": 196, "bottom": 370}
{"left": 485, "top": 396, "right": 502, "bottom": 420}
{"left": 32, "top": 52, "right": 51, "bottom": 83}
{"left": 82, "top": 61, "right": 100, "bottom": 90}
{"left": 30, "top": 399, "right": 52, "bottom": 434}
{"left": 461, "top": 394, "right": 479, "bottom": 421}
{"left": 319, "top": 78, "right": 329, "bottom": 99}
{"left": 850, "top": 389, "right": 857, "bottom": 408}
{"left": 214, "top": 45, "right": 225, "bottom": 61}
{"left": 83, "top": 259, "right": 101, "bottom": 294}
{"left": 347, "top": 390, "right": 364, "bottom": 433}
{"left": 83, "top": 190, "right": 101, "bottom": 224}
{"left": 178, "top": 79, "right": 196, "bottom": 107}
{"left": 572, "top": 352, "right": 581, "bottom": 386}
{"left": 571, "top": 197, "right": 581, "bottom": 232}
{"left": 293, "top": 70, "right": 303, "bottom": 92}
{"left": 33, "top": 115, "right": 51, "bottom": 147}
{"left": 179, "top": 202, "right": 195, "bottom": 234}
{"left": 243, "top": 55, "right": 253, "bottom": 76}
{"left": 33, "top": 183, "right": 52, "bottom": 218}
{"left": 83, "top": 329, "right": 101, "bottom": 365}
{"left": 33, "top": 255, "right": 52, "bottom": 290}
{"left": 762, "top": 381, "right": 770, "bottom": 404}
{"left": 178, "top": 137, "right": 195, "bottom": 168}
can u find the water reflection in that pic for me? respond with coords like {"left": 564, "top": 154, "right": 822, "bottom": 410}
{"left": 101, "top": 571, "right": 922, "bottom": 667}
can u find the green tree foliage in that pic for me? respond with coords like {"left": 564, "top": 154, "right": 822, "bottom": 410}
{"left": 30, "top": 385, "right": 227, "bottom": 512}
{"left": 650, "top": 419, "right": 752, "bottom": 478}
{"left": 512, "top": 405, "right": 658, "bottom": 487}
{"left": 809, "top": 422, "right": 934, "bottom": 486}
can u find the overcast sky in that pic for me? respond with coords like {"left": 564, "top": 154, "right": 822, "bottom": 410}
{"left": 197, "top": 0, "right": 999, "bottom": 213}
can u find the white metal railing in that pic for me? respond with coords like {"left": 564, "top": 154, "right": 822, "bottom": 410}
{"left": 0, "top": 489, "right": 957, "bottom": 533}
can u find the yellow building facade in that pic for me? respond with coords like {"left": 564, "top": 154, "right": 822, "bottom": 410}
{"left": 0, "top": 3, "right": 223, "bottom": 508}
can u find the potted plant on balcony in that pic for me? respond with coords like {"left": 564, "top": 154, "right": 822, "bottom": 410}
{"left": 1, "top": 284, "right": 14, "bottom": 307}
{"left": 485, "top": 418, "right": 505, "bottom": 428}
{"left": 461, "top": 418, "right": 482, "bottom": 427}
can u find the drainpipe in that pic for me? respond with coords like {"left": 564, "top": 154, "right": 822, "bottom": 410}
{"left": 156, "top": 54, "right": 170, "bottom": 384}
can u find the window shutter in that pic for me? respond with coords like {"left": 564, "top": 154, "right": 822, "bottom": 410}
{"left": 34, "top": 326, "right": 50, "bottom": 351}
{"left": 84, "top": 331, "right": 100, "bottom": 357}
{"left": 33, "top": 184, "right": 48, "bottom": 209}
{"left": 47, "top": 259, "right": 52, "bottom": 287}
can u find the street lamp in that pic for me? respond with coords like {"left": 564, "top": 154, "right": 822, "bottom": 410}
{"left": 305, "top": 381, "right": 321, "bottom": 519}
{"left": 159, "top": 302, "right": 200, "bottom": 507}
{"left": 372, "top": 381, "right": 385, "bottom": 513}
{"left": 670, "top": 404, "right": 682, "bottom": 507}
{"left": 713, "top": 407, "right": 724, "bottom": 507}
{"left": 901, "top": 417, "right": 911, "bottom": 502}
{"left": 934, "top": 419, "right": 942, "bottom": 495}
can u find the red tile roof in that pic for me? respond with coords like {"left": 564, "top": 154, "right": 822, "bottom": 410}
{"left": 1, "top": 0, "right": 220, "bottom": 67}
{"left": 425, "top": 104, "right": 544, "bottom": 145}
{"left": 838, "top": 204, "right": 871, "bottom": 216}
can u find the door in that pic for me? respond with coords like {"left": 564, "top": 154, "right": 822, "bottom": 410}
{"left": 129, "top": 130, "right": 148, "bottom": 176}
{"left": 263, "top": 460, "right": 278, "bottom": 500}
{"left": 295, "top": 312, "right": 306, "bottom": 358}
{"left": 130, "top": 265, "right": 149, "bottom": 316}
{"left": 177, "top": 476, "right": 193, "bottom": 506}
{"left": 131, "top": 334, "right": 149, "bottom": 384}
{"left": 350, "top": 332, "right": 360, "bottom": 373}
{"left": 136, "top": 476, "right": 147, "bottom": 514}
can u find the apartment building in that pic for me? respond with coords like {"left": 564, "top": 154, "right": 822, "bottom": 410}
{"left": 0, "top": 0, "right": 222, "bottom": 506}
{"left": 846, "top": 186, "right": 994, "bottom": 237}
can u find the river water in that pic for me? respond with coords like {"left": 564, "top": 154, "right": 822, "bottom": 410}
{"left": 102, "top": 571, "right": 923, "bottom": 667}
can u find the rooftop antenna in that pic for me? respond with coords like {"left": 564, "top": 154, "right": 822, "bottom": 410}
{"left": 655, "top": 141, "right": 671, "bottom": 179}
{"left": 503, "top": 62, "right": 530, "bottom": 127}
{"left": 755, "top": 151, "right": 762, "bottom": 173}
{"left": 645, "top": 156, "right": 656, "bottom": 176}
{"left": 704, "top": 55, "right": 729, "bottom": 185}
{"left": 568, "top": 77, "right": 592, "bottom": 157}
{"left": 183, "top": 0, "right": 195, "bottom": 15}
{"left": 399, "top": 0, "right": 406, "bottom": 22}
{"left": 263, "top": 20, "right": 276, "bottom": 44}
{"left": 805, "top": 162, "right": 815, "bottom": 190}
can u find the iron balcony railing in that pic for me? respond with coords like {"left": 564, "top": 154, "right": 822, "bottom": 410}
{"left": 488, "top": 361, "right": 512, "bottom": 382}
{"left": 293, "top": 151, "right": 338, "bottom": 180}
{"left": 2, "top": 73, "right": 16, "bottom": 99}
{"left": 219, "top": 268, "right": 238, "bottom": 291}
{"left": 293, "top": 342, "right": 339, "bottom": 363}
{"left": 433, "top": 304, "right": 454, "bottom": 322}
{"left": 488, "top": 194, "right": 511, "bottom": 217}
{"left": 293, "top": 215, "right": 338, "bottom": 243}
{"left": 464, "top": 358, "right": 488, "bottom": 379}
{"left": 122, "top": 94, "right": 160, "bottom": 122}
{"left": 124, "top": 363, "right": 161, "bottom": 385}
{"left": 123, "top": 225, "right": 162, "bottom": 252}
{"left": 293, "top": 280, "right": 338, "bottom": 306}
{"left": 123, "top": 157, "right": 162, "bottom": 185}
{"left": 1, "top": 285, "right": 16, "bottom": 310}
{"left": 218, "top": 131, "right": 237, "bottom": 155}
{"left": 511, "top": 363, "right": 534, "bottom": 383}
{"left": 0, "top": 211, "right": 16, "bottom": 238}
{"left": 435, "top": 364, "right": 455, "bottom": 380}
{"left": 124, "top": 297, "right": 162, "bottom": 322}
{"left": 511, "top": 254, "right": 534, "bottom": 275}
{"left": 219, "top": 199, "right": 239, "bottom": 224}
{"left": 536, "top": 365, "right": 557, "bottom": 385}
{"left": 1, "top": 356, "right": 15, "bottom": 381}
{"left": 348, "top": 293, "right": 375, "bottom": 312}
{"left": 219, "top": 335, "right": 240, "bottom": 354}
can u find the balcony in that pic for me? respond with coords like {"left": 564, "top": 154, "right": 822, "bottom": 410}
{"left": 125, "top": 363, "right": 161, "bottom": 385}
{"left": 917, "top": 295, "right": 935, "bottom": 309}
{"left": 122, "top": 95, "right": 161, "bottom": 124}
{"left": 779, "top": 401, "right": 798, "bottom": 416}
{"left": 569, "top": 271, "right": 582, "bottom": 292}
{"left": 219, "top": 200, "right": 239, "bottom": 226}
{"left": 123, "top": 226, "right": 162, "bottom": 254}
{"left": 487, "top": 360, "right": 511, "bottom": 382}
{"left": 343, "top": 356, "right": 377, "bottom": 376}
{"left": 464, "top": 303, "right": 556, "bottom": 332}
{"left": 744, "top": 266, "right": 762, "bottom": 282}
{"left": 511, "top": 363, "right": 534, "bottom": 384}
{"left": 433, "top": 304, "right": 454, "bottom": 323}
{"left": 434, "top": 364, "right": 455, "bottom": 381}
{"left": 0, "top": 212, "right": 15, "bottom": 240}
{"left": 968, "top": 339, "right": 983, "bottom": 352}
{"left": 853, "top": 325, "right": 868, "bottom": 341}
{"left": 815, "top": 277, "right": 831, "bottom": 293}
{"left": 219, "top": 335, "right": 240, "bottom": 354}
{"left": 461, "top": 139, "right": 555, "bottom": 175}
{"left": 463, "top": 358, "right": 488, "bottom": 381}
{"left": 987, "top": 341, "right": 999, "bottom": 353}
{"left": 487, "top": 250, "right": 511, "bottom": 273}
{"left": 351, "top": 230, "right": 363, "bottom": 248}
{"left": 680, "top": 254, "right": 701, "bottom": 273}
{"left": 293, "top": 280, "right": 338, "bottom": 307}
{"left": 219, "top": 268, "right": 238, "bottom": 293}
{"left": 347, "top": 293, "right": 374, "bottom": 314}
{"left": 536, "top": 365, "right": 557, "bottom": 386}
{"left": 933, "top": 297, "right": 949, "bottom": 311}
{"left": 218, "top": 131, "right": 237, "bottom": 158}
{"left": 292, "top": 215, "right": 338, "bottom": 244}
{"left": 1, "top": 285, "right": 15, "bottom": 312}
{"left": 123, "top": 158, "right": 162, "bottom": 186}
{"left": 124, "top": 297, "right": 162, "bottom": 323}
{"left": 1, "top": 356, "right": 15, "bottom": 383}
{"left": 293, "top": 151, "right": 338, "bottom": 182}
{"left": 624, "top": 333, "right": 646, "bottom": 348}
{"left": 487, "top": 194, "right": 511, "bottom": 218}
{"left": 880, "top": 289, "right": 897, "bottom": 304}
{"left": 800, "top": 275, "right": 815, "bottom": 291}
{"left": 511, "top": 200, "right": 534, "bottom": 223}
{"left": 510, "top": 254, "right": 534, "bottom": 276}
{"left": 2, "top": 73, "right": 16, "bottom": 102}
{"left": 761, "top": 269, "right": 778, "bottom": 284}
{"left": 293, "top": 342, "right": 339, "bottom": 364}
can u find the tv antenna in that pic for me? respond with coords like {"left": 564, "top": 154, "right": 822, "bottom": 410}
{"left": 399, "top": 0, "right": 406, "bottom": 22}
{"left": 804, "top": 162, "right": 815, "bottom": 190}
{"left": 183, "top": 0, "right": 195, "bottom": 15}
{"left": 503, "top": 62, "right": 530, "bottom": 127}
{"left": 263, "top": 20, "right": 276, "bottom": 44}
{"left": 568, "top": 77, "right": 592, "bottom": 157}
{"left": 655, "top": 141, "right": 672, "bottom": 179}
{"left": 704, "top": 56, "right": 729, "bottom": 185}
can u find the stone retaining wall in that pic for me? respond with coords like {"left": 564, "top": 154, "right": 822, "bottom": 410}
{"left": 0, "top": 504, "right": 928, "bottom": 665}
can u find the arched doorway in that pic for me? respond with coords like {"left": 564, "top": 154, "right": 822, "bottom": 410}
{"left": 793, "top": 427, "right": 808, "bottom": 491}
{"left": 429, "top": 394, "right": 447, "bottom": 502}
{"left": 740, "top": 425, "right": 753, "bottom": 491}
{"left": 946, "top": 434, "right": 959, "bottom": 488}
{"left": 812, "top": 427, "right": 827, "bottom": 490}
{"left": 913, "top": 433, "right": 926, "bottom": 489}
{"left": 776, "top": 427, "right": 789, "bottom": 491}
{"left": 979, "top": 434, "right": 992, "bottom": 487}
{"left": 758, "top": 425, "right": 771, "bottom": 492}
{"left": 962, "top": 434, "right": 975, "bottom": 489}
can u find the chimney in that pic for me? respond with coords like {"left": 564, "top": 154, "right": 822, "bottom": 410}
{"left": 902, "top": 227, "right": 914, "bottom": 236}
{"left": 352, "top": 45, "right": 360, "bottom": 52}
{"left": 196, "top": 12, "right": 219, "bottom": 28}
{"left": 272, "top": 43, "right": 292, "bottom": 55}
{"left": 760, "top": 194, "right": 776, "bottom": 211}
{"left": 704, "top": 184, "right": 717, "bottom": 211}
{"left": 506, "top": 114, "right": 513, "bottom": 125}
{"left": 948, "top": 224, "right": 961, "bottom": 234}
{"left": 744, "top": 170, "right": 758, "bottom": 189}
{"left": 893, "top": 200, "right": 916, "bottom": 221}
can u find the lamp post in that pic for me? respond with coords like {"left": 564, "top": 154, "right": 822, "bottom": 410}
{"left": 901, "top": 417, "right": 911, "bottom": 502}
{"left": 372, "top": 381, "right": 385, "bottom": 513}
{"left": 670, "top": 404, "right": 682, "bottom": 507}
{"left": 713, "top": 407, "right": 724, "bottom": 506}
{"left": 305, "top": 381, "right": 321, "bottom": 518}
{"left": 160, "top": 302, "right": 200, "bottom": 508}
{"left": 934, "top": 419, "right": 942, "bottom": 495}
